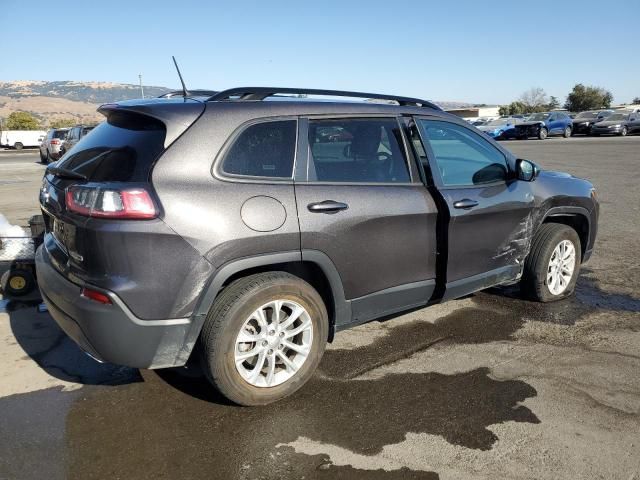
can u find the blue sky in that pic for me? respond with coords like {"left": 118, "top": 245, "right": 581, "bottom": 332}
{"left": 1, "top": 0, "right": 638, "bottom": 104}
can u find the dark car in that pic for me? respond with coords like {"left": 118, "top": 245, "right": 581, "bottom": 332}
{"left": 59, "top": 125, "right": 96, "bottom": 156}
{"left": 36, "top": 87, "right": 598, "bottom": 406}
{"left": 590, "top": 112, "right": 640, "bottom": 136}
{"left": 571, "top": 110, "right": 614, "bottom": 135}
{"left": 513, "top": 111, "right": 573, "bottom": 139}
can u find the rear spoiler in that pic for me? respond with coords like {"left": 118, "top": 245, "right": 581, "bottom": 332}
{"left": 98, "top": 100, "right": 205, "bottom": 148}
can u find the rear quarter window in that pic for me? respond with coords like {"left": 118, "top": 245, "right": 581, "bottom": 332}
{"left": 220, "top": 120, "right": 297, "bottom": 179}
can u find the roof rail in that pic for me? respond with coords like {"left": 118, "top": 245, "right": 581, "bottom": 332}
{"left": 207, "top": 87, "right": 442, "bottom": 110}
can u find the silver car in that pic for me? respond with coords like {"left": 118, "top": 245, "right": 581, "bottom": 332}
{"left": 39, "top": 128, "right": 70, "bottom": 164}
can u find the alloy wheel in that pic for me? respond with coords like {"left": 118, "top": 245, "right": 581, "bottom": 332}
{"left": 234, "top": 299, "right": 313, "bottom": 388}
{"left": 547, "top": 240, "right": 576, "bottom": 295}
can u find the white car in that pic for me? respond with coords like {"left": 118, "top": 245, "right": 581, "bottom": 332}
{"left": 0, "top": 130, "right": 47, "bottom": 150}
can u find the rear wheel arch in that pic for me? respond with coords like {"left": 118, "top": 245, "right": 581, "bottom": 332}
{"left": 193, "top": 251, "right": 349, "bottom": 343}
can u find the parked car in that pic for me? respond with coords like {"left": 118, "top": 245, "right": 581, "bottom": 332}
{"left": 590, "top": 112, "right": 640, "bottom": 136}
{"left": 476, "top": 116, "right": 521, "bottom": 140}
{"left": 36, "top": 87, "right": 598, "bottom": 406}
{"left": 513, "top": 111, "right": 573, "bottom": 139}
{"left": 571, "top": 110, "right": 614, "bottom": 136}
{"left": 0, "top": 130, "right": 47, "bottom": 149}
{"left": 39, "top": 128, "right": 70, "bottom": 163}
{"left": 471, "top": 118, "right": 490, "bottom": 126}
{"left": 59, "top": 125, "right": 95, "bottom": 156}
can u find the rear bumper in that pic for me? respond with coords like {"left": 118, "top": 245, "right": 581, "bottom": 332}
{"left": 35, "top": 245, "right": 193, "bottom": 369}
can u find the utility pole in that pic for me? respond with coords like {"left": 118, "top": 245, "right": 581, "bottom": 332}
{"left": 139, "top": 74, "right": 144, "bottom": 99}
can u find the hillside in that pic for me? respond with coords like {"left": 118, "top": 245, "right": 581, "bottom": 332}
{"left": 0, "top": 80, "right": 473, "bottom": 127}
{"left": 0, "top": 80, "right": 172, "bottom": 126}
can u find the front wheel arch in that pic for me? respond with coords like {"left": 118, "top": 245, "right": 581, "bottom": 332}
{"left": 541, "top": 211, "right": 590, "bottom": 261}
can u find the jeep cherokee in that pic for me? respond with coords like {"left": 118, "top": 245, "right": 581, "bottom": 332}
{"left": 36, "top": 87, "right": 598, "bottom": 405}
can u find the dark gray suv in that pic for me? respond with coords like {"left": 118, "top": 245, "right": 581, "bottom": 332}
{"left": 36, "top": 88, "right": 598, "bottom": 405}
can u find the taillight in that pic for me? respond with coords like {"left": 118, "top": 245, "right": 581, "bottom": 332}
{"left": 66, "top": 185, "right": 157, "bottom": 219}
{"left": 50, "top": 139, "right": 60, "bottom": 145}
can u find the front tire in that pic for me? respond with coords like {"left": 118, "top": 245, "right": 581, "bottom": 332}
{"left": 521, "top": 224, "right": 581, "bottom": 302}
{"left": 563, "top": 126, "right": 572, "bottom": 138}
{"left": 198, "top": 272, "right": 328, "bottom": 406}
{"left": 14, "top": 142, "right": 23, "bottom": 150}
{"left": 620, "top": 126, "right": 628, "bottom": 137}
{"left": 538, "top": 127, "right": 548, "bottom": 140}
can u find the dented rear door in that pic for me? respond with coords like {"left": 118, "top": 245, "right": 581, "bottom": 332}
{"left": 415, "top": 119, "right": 535, "bottom": 297}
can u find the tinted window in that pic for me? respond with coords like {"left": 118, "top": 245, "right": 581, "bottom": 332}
{"left": 53, "top": 130, "right": 68, "bottom": 139}
{"left": 419, "top": 120, "right": 508, "bottom": 187}
{"left": 55, "top": 112, "right": 165, "bottom": 182}
{"left": 308, "top": 118, "right": 410, "bottom": 183}
{"left": 222, "top": 120, "right": 296, "bottom": 178}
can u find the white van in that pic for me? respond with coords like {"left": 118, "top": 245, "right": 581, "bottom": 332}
{"left": 0, "top": 130, "right": 47, "bottom": 149}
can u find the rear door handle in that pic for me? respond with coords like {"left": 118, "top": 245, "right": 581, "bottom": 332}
{"left": 453, "top": 199, "right": 479, "bottom": 209}
{"left": 307, "top": 200, "right": 349, "bottom": 213}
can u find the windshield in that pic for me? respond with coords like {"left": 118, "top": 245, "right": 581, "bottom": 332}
{"left": 576, "top": 112, "right": 597, "bottom": 119}
{"left": 55, "top": 112, "right": 166, "bottom": 182}
{"left": 486, "top": 118, "right": 511, "bottom": 126}
{"left": 528, "top": 113, "right": 549, "bottom": 121}
{"left": 606, "top": 113, "right": 627, "bottom": 121}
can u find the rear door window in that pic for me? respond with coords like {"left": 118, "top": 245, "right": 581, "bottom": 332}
{"left": 307, "top": 118, "right": 411, "bottom": 183}
{"left": 54, "top": 112, "right": 166, "bottom": 182}
{"left": 221, "top": 120, "right": 297, "bottom": 179}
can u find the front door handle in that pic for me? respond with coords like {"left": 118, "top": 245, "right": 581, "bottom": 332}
{"left": 453, "top": 199, "right": 479, "bottom": 209}
{"left": 307, "top": 200, "right": 349, "bottom": 213}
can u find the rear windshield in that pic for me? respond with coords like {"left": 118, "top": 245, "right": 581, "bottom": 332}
{"left": 53, "top": 130, "right": 68, "bottom": 139}
{"left": 56, "top": 112, "right": 166, "bottom": 182}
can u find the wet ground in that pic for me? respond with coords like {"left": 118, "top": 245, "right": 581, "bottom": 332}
{"left": 1, "top": 138, "right": 639, "bottom": 479}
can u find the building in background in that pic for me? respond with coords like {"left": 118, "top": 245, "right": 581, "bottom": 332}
{"left": 446, "top": 105, "right": 500, "bottom": 121}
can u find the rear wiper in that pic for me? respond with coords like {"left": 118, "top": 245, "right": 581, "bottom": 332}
{"left": 46, "top": 165, "right": 87, "bottom": 180}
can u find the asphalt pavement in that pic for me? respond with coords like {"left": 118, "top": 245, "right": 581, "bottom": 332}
{"left": 1, "top": 137, "right": 639, "bottom": 479}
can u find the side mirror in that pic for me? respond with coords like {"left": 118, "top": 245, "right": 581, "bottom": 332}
{"left": 516, "top": 159, "right": 539, "bottom": 182}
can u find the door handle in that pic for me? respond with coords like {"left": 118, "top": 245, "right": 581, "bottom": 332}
{"left": 453, "top": 199, "right": 479, "bottom": 209}
{"left": 307, "top": 200, "right": 349, "bottom": 213}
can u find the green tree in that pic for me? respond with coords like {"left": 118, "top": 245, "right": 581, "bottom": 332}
{"left": 500, "top": 101, "right": 528, "bottom": 115}
{"left": 547, "top": 96, "right": 560, "bottom": 110}
{"left": 6, "top": 111, "right": 40, "bottom": 130}
{"left": 564, "top": 84, "right": 613, "bottom": 112}
{"left": 50, "top": 118, "right": 76, "bottom": 129}
{"left": 633, "top": 97, "right": 640, "bottom": 104}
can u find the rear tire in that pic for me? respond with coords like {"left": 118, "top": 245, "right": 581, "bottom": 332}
{"left": 14, "top": 142, "right": 23, "bottom": 150}
{"left": 39, "top": 150, "right": 47, "bottom": 163}
{"left": 563, "top": 126, "right": 572, "bottom": 138}
{"left": 521, "top": 223, "right": 581, "bottom": 302}
{"left": 620, "top": 126, "right": 628, "bottom": 137}
{"left": 198, "top": 272, "right": 328, "bottom": 406}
